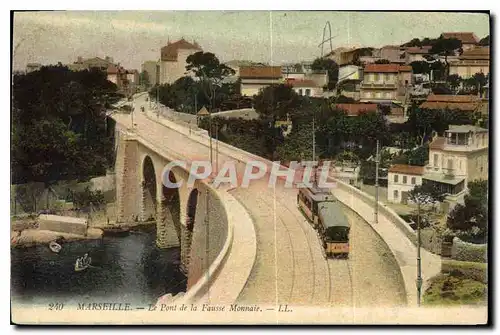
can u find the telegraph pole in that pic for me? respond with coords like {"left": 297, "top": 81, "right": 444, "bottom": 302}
{"left": 205, "top": 187, "right": 210, "bottom": 304}
{"left": 416, "top": 201, "right": 422, "bottom": 306}
{"left": 215, "top": 121, "right": 219, "bottom": 176}
{"left": 374, "top": 139, "right": 380, "bottom": 224}
{"left": 209, "top": 111, "right": 213, "bottom": 175}
{"left": 156, "top": 84, "right": 161, "bottom": 119}
{"left": 312, "top": 113, "right": 316, "bottom": 187}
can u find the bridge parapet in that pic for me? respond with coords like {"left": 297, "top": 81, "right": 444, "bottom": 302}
{"left": 158, "top": 183, "right": 256, "bottom": 305}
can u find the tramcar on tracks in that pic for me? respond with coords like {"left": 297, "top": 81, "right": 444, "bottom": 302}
{"left": 297, "top": 186, "right": 350, "bottom": 258}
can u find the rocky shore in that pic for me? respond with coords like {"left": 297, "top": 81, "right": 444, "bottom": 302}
{"left": 11, "top": 215, "right": 156, "bottom": 248}
{"left": 10, "top": 216, "right": 103, "bottom": 248}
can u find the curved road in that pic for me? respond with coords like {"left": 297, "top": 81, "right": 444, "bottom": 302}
{"left": 112, "top": 94, "right": 406, "bottom": 308}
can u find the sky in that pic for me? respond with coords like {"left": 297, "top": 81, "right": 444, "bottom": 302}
{"left": 12, "top": 11, "right": 489, "bottom": 71}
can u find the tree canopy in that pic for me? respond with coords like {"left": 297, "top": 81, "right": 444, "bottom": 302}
{"left": 12, "top": 65, "right": 120, "bottom": 184}
{"left": 447, "top": 180, "right": 488, "bottom": 243}
{"left": 185, "top": 51, "right": 235, "bottom": 81}
{"left": 311, "top": 57, "right": 339, "bottom": 89}
{"left": 184, "top": 51, "right": 236, "bottom": 110}
{"left": 479, "top": 35, "right": 489, "bottom": 46}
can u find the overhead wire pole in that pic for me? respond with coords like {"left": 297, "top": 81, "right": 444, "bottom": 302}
{"left": 312, "top": 102, "right": 316, "bottom": 187}
{"left": 416, "top": 200, "right": 422, "bottom": 306}
{"left": 374, "top": 139, "right": 380, "bottom": 224}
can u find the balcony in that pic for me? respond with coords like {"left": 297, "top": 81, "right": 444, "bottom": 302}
{"left": 360, "top": 81, "right": 397, "bottom": 89}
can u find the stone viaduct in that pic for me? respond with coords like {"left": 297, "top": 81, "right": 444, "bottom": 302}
{"left": 114, "top": 126, "right": 229, "bottom": 290}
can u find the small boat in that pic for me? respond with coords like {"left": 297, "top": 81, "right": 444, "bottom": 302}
{"left": 49, "top": 241, "right": 62, "bottom": 253}
{"left": 74, "top": 255, "right": 92, "bottom": 272}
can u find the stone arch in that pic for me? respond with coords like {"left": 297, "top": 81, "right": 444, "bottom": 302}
{"left": 181, "top": 188, "right": 200, "bottom": 271}
{"left": 156, "top": 169, "right": 182, "bottom": 248}
{"left": 186, "top": 189, "right": 199, "bottom": 233}
{"left": 142, "top": 155, "right": 157, "bottom": 222}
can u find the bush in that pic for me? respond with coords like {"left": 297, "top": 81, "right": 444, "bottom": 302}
{"left": 423, "top": 273, "right": 487, "bottom": 306}
{"left": 451, "top": 237, "right": 487, "bottom": 263}
{"left": 442, "top": 259, "right": 487, "bottom": 284}
{"left": 72, "top": 187, "right": 105, "bottom": 209}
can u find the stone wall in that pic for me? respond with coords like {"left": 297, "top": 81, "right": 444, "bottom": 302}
{"left": 451, "top": 237, "right": 488, "bottom": 263}
{"left": 38, "top": 215, "right": 88, "bottom": 235}
{"left": 186, "top": 184, "right": 228, "bottom": 291}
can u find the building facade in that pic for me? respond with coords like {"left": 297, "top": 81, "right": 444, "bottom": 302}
{"left": 26, "top": 63, "right": 42, "bottom": 73}
{"left": 239, "top": 66, "right": 282, "bottom": 96}
{"left": 159, "top": 39, "right": 202, "bottom": 85}
{"left": 441, "top": 32, "right": 479, "bottom": 51}
{"left": 419, "top": 94, "right": 487, "bottom": 115}
{"left": 141, "top": 60, "right": 160, "bottom": 87}
{"left": 69, "top": 56, "right": 115, "bottom": 71}
{"left": 403, "top": 46, "right": 432, "bottom": 64}
{"left": 360, "top": 64, "right": 412, "bottom": 104}
{"left": 423, "top": 125, "right": 488, "bottom": 197}
{"left": 449, "top": 46, "right": 490, "bottom": 79}
{"left": 388, "top": 164, "right": 424, "bottom": 203}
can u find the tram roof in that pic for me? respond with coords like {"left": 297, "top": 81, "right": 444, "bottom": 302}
{"left": 300, "top": 186, "right": 335, "bottom": 202}
{"left": 318, "top": 201, "right": 350, "bottom": 229}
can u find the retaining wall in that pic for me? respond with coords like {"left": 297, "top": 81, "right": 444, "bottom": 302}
{"left": 38, "top": 215, "right": 88, "bottom": 235}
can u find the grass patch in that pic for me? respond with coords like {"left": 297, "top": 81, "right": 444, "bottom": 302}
{"left": 423, "top": 273, "right": 487, "bottom": 306}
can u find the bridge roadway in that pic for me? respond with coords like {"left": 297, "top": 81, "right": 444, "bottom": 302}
{"left": 112, "top": 94, "right": 406, "bottom": 307}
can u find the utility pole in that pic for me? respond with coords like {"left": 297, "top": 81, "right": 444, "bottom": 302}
{"left": 374, "top": 139, "right": 380, "bottom": 224}
{"left": 204, "top": 187, "right": 210, "bottom": 304}
{"left": 416, "top": 201, "right": 422, "bottom": 306}
{"left": 215, "top": 121, "right": 219, "bottom": 176}
{"left": 157, "top": 84, "right": 160, "bottom": 118}
{"left": 312, "top": 112, "right": 316, "bottom": 187}
{"left": 131, "top": 105, "right": 134, "bottom": 129}
{"left": 209, "top": 112, "right": 213, "bottom": 176}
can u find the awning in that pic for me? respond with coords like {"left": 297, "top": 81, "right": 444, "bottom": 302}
{"left": 423, "top": 173, "right": 465, "bottom": 186}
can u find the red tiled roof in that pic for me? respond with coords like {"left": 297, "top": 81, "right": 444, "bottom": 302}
{"left": 289, "top": 79, "right": 318, "bottom": 88}
{"left": 441, "top": 32, "right": 479, "bottom": 44}
{"left": 239, "top": 66, "right": 282, "bottom": 79}
{"left": 420, "top": 101, "right": 479, "bottom": 112}
{"left": 429, "top": 137, "right": 446, "bottom": 150}
{"left": 161, "top": 38, "right": 201, "bottom": 62}
{"left": 405, "top": 46, "right": 431, "bottom": 54}
{"left": 459, "top": 46, "right": 490, "bottom": 60}
{"left": 426, "top": 94, "right": 480, "bottom": 103}
{"left": 364, "top": 64, "right": 412, "bottom": 73}
{"left": 334, "top": 103, "right": 378, "bottom": 116}
{"left": 107, "top": 65, "right": 119, "bottom": 74}
{"left": 389, "top": 164, "right": 424, "bottom": 176}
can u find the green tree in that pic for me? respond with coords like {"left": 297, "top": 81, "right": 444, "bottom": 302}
{"left": 410, "top": 61, "right": 430, "bottom": 75}
{"left": 311, "top": 57, "right": 339, "bottom": 89}
{"left": 276, "top": 122, "right": 317, "bottom": 162}
{"left": 254, "top": 84, "right": 302, "bottom": 122}
{"left": 447, "top": 74, "right": 462, "bottom": 92}
{"left": 407, "top": 145, "right": 429, "bottom": 166}
{"left": 447, "top": 180, "right": 488, "bottom": 243}
{"left": 430, "top": 37, "right": 463, "bottom": 78}
{"left": 479, "top": 35, "right": 489, "bottom": 46}
{"left": 375, "top": 59, "right": 391, "bottom": 64}
{"left": 185, "top": 51, "right": 236, "bottom": 111}
{"left": 139, "top": 70, "right": 150, "bottom": 87}
{"left": 403, "top": 38, "right": 422, "bottom": 47}
{"left": 12, "top": 66, "right": 119, "bottom": 184}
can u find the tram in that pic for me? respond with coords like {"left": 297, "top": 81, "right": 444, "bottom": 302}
{"left": 297, "top": 186, "right": 350, "bottom": 258}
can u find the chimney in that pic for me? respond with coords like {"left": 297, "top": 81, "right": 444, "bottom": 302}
{"left": 77, "top": 56, "right": 83, "bottom": 63}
